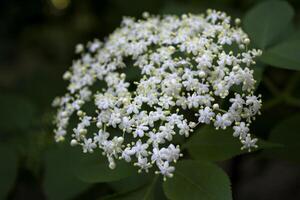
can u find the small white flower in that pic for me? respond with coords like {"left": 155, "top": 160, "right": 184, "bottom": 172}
{"left": 233, "top": 122, "right": 249, "bottom": 139}
{"left": 95, "top": 94, "right": 114, "bottom": 110}
{"left": 157, "top": 161, "right": 175, "bottom": 178}
{"left": 214, "top": 113, "right": 232, "bottom": 129}
{"left": 230, "top": 94, "right": 245, "bottom": 110}
{"left": 122, "top": 147, "right": 135, "bottom": 162}
{"left": 126, "top": 103, "right": 140, "bottom": 114}
{"left": 165, "top": 144, "right": 181, "bottom": 162}
{"left": 134, "top": 124, "right": 149, "bottom": 138}
{"left": 88, "top": 39, "right": 102, "bottom": 52}
{"left": 241, "top": 134, "right": 258, "bottom": 151}
{"left": 75, "top": 44, "right": 84, "bottom": 54}
{"left": 246, "top": 95, "right": 262, "bottom": 114}
{"left": 94, "top": 130, "right": 109, "bottom": 146}
{"left": 158, "top": 95, "right": 175, "bottom": 109}
{"left": 82, "top": 138, "right": 97, "bottom": 153}
{"left": 132, "top": 140, "right": 149, "bottom": 158}
{"left": 135, "top": 156, "right": 152, "bottom": 172}
{"left": 198, "top": 107, "right": 215, "bottom": 124}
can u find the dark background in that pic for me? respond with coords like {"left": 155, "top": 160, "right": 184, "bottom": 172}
{"left": 0, "top": 0, "right": 300, "bottom": 200}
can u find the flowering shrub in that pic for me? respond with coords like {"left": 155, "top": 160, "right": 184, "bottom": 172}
{"left": 52, "top": 10, "right": 262, "bottom": 179}
{"left": 2, "top": 0, "right": 300, "bottom": 199}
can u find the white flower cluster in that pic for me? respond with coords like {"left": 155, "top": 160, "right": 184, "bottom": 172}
{"left": 52, "top": 10, "right": 262, "bottom": 179}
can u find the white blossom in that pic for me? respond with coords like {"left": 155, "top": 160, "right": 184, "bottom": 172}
{"left": 241, "top": 134, "right": 258, "bottom": 151}
{"left": 53, "top": 10, "right": 262, "bottom": 179}
{"left": 198, "top": 107, "right": 215, "bottom": 124}
{"left": 233, "top": 122, "right": 249, "bottom": 139}
{"left": 82, "top": 138, "right": 97, "bottom": 153}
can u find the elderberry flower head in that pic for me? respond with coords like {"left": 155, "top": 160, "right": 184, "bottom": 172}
{"left": 52, "top": 10, "right": 262, "bottom": 179}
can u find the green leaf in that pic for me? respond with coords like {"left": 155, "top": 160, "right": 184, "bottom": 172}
{"left": 44, "top": 144, "right": 90, "bottom": 200}
{"left": 0, "top": 94, "right": 36, "bottom": 132}
{"left": 267, "top": 114, "right": 300, "bottom": 163}
{"left": 103, "top": 175, "right": 166, "bottom": 200}
{"left": 260, "top": 39, "right": 300, "bottom": 71}
{"left": 15, "top": 131, "right": 48, "bottom": 177}
{"left": 73, "top": 149, "right": 136, "bottom": 183}
{"left": 163, "top": 160, "right": 232, "bottom": 200}
{"left": 184, "top": 126, "right": 277, "bottom": 161}
{"left": 0, "top": 144, "right": 18, "bottom": 200}
{"left": 122, "top": 66, "right": 141, "bottom": 81}
{"left": 108, "top": 173, "right": 152, "bottom": 193}
{"left": 253, "top": 62, "right": 265, "bottom": 88}
{"left": 243, "top": 0, "right": 294, "bottom": 49}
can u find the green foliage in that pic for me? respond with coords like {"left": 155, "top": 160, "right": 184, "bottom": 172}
{"left": 267, "top": 114, "right": 300, "bottom": 163}
{"left": 74, "top": 154, "right": 137, "bottom": 183}
{"left": 261, "top": 39, "right": 300, "bottom": 71}
{"left": 101, "top": 173, "right": 167, "bottom": 200}
{"left": 108, "top": 173, "right": 152, "bottom": 193}
{"left": 184, "top": 126, "right": 277, "bottom": 161}
{"left": 0, "top": 94, "right": 36, "bottom": 133}
{"left": 163, "top": 160, "right": 232, "bottom": 200}
{"left": 44, "top": 144, "right": 91, "bottom": 200}
{"left": 243, "top": 0, "right": 294, "bottom": 49}
{"left": 16, "top": 131, "right": 48, "bottom": 177}
{"left": 103, "top": 175, "right": 166, "bottom": 200}
{"left": 0, "top": 144, "right": 18, "bottom": 200}
{"left": 253, "top": 62, "right": 265, "bottom": 88}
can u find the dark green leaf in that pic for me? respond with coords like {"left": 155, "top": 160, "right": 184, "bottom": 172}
{"left": 103, "top": 175, "right": 166, "bottom": 200}
{"left": 0, "top": 144, "right": 18, "bottom": 200}
{"left": 184, "top": 126, "right": 277, "bottom": 161}
{"left": 260, "top": 39, "right": 300, "bottom": 71}
{"left": 253, "top": 62, "right": 265, "bottom": 88}
{"left": 16, "top": 131, "right": 48, "bottom": 177}
{"left": 0, "top": 94, "right": 36, "bottom": 132}
{"left": 163, "top": 160, "right": 232, "bottom": 200}
{"left": 109, "top": 173, "right": 152, "bottom": 193}
{"left": 44, "top": 144, "right": 90, "bottom": 200}
{"left": 243, "top": 0, "right": 294, "bottom": 49}
{"left": 267, "top": 114, "right": 300, "bottom": 163}
{"left": 72, "top": 147, "right": 136, "bottom": 183}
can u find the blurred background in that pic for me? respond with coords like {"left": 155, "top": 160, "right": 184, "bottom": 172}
{"left": 0, "top": 0, "right": 300, "bottom": 200}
